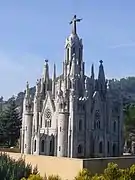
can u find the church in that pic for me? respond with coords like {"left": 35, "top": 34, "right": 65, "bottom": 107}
{"left": 21, "top": 15, "right": 124, "bottom": 158}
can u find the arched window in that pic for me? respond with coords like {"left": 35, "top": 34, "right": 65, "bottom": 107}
{"left": 113, "top": 144, "right": 116, "bottom": 156}
{"left": 50, "top": 140, "right": 52, "bottom": 153}
{"left": 79, "top": 48, "right": 82, "bottom": 65}
{"left": 72, "top": 47, "right": 75, "bottom": 54}
{"left": 79, "top": 48, "right": 81, "bottom": 58}
{"left": 78, "top": 144, "right": 82, "bottom": 154}
{"left": 99, "top": 121, "right": 100, "bottom": 128}
{"left": 45, "top": 108, "right": 52, "bottom": 127}
{"left": 99, "top": 141, "right": 103, "bottom": 153}
{"left": 34, "top": 140, "right": 36, "bottom": 152}
{"left": 41, "top": 140, "right": 44, "bottom": 152}
{"left": 96, "top": 121, "right": 100, "bottom": 129}
{"left": 113, "top": 121, "right": 116, "bottom": 132}
{"left": 40, "top": 117, "right": 42, "bottom": 128}
{"left": 107, "top": 141, "right": 109, "bottom": 154}
{"left": 67, "top": 48, "right": 69, "bottom": 62}
{"left": 79, "top": 120, "right": 82, "bottom": 131}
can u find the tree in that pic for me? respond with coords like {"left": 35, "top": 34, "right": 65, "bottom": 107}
{"left": 0, "top": 97, "right": 21, "bottom": 147}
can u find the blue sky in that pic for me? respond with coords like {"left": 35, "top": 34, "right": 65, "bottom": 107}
{"left": 0, "top": 0, "right": 135, "bottom": 100}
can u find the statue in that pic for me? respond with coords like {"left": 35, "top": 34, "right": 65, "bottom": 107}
{"left": 69, "top": 15, "right": 82, "bottom": 35}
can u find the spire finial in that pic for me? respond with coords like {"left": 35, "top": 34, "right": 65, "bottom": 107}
{"left": 26, "top": 81, "right": 30, "bottom": 97}
{"left": 26, "top": 81, "right": 29, "bottom": 90}
{"left": 99, "top": 60, "right": 103, "bottom": 64}
{"left": 53, "top": 63, "right": 56, "bottom": 80}
{"left": 91, "top": 63, "right": 94, "bottom": 79}
{"left": 69, "top": 15, "right": 82, "bottom": 35}
{"left": 45, "top": 59, "right": 48, "bottom": 64}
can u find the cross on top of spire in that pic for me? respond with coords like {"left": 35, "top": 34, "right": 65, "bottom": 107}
{"left": 69, "top": 15, "right": 82, "bottom": 35}
{"left": 99, "top": 60, "right": 103, "bottom": 64}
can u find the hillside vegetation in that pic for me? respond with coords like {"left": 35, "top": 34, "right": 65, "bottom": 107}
{"left": 1, "top": 77, "right": 135, "bottom": 110}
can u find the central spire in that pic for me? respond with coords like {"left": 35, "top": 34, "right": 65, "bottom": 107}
{"left": 69, "top": 15, "right": 82, "bottom": 35}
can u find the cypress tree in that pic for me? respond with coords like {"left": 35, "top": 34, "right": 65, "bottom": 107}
{"left": 0, "top": 97, "right": 21, "bottom": 147}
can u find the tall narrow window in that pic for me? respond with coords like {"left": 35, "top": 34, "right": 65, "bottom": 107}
{"left": 67, "top": 48, "right": 69, "bottom": 62}
{"left": 113, "top": 121, "right": 116, "bottom": 132}
{"left": 40, "top": 117, "right": 42, "bottom": 128}
{"left": 78, "top": 144, "right": 82, "bottom": 154}
{"left": 79, "top": 120, "right": 82, "bottom": 131}
{"left": 45, "top": 108, "right": 52, "bottom": 127}
{"left": 72, "top": 47, "right": 75, "bottom": 54}
{"left": 113, "top": 144, "right": 116, "bottom": 156}
{"left": 50, "top": 140, "right": 52, "bottom": 153}
{"left": 99, "top": 141, "right": 103, "bottom": 153}
{"left": 41, "top": 140, "right": 44, "bottom": 152}
{"left": 79, "top": 48, "right": 82, "bottom": 64}
{"left": 107, "top": 141, "right": 109, "bottom": 154}
{"left": 34, "top": 140, "right": 36, "bottom": 152}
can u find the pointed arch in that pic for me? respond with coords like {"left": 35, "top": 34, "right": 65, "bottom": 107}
{"left": 41, "top": 140, "right": 45, "bottom": 152}
{"left": 79, "top": 119, "right": 82, "bottom": 131}
{"left": 107, "top": 141, "right": 110, "bottom": 154}
{"left": 34, "top": 140, "right": 36, "bottom": 152}
{"left": 67, "top": 48, "right": 69, "bottom": 62}
{"left": 113, "top": 143, "right": 116, "bottom": 156}
{"left": 78, "top": 144, "right": 82, "bottom": 154}
{"left": 49, "top": 135, "right": 55, "bottom": 156}
{"left": 113, "top": 121, "right": 116, "bottom": 132}
{"left": 99, "top": 141, "right": 103, "bottom": 153}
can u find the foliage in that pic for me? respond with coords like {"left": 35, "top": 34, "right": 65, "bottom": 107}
{"left": 75, "top": 162, "right": 135, "bottom": 180}
{"left": 74, "top": 168, "right": 92, "bottom": 180}
{"left": 22, "top": 174, "right": 44, "bottom": 180}
{"left": 123, "top": 103, "right": 135, "bottom": 149}
{"left": 21, "top": 174, "right": 61, "bottom": 180}
{"left": 103, "top": 163, "right": 122, "bottom": 180}
{"left": 0, "top": 97, "right": 21, "bottom": 147}
{"left": 0, "top": 152, "right": 32, "bottom": 180}
{"left": 48, "top": 175, "right": 61, "bottom": 180}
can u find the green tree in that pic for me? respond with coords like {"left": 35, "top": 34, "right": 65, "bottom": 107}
{"left": 0, "top": 97, "right": 21, "bottom": 147}
{"left": 123, "top": 103, "right": 135, "bottom": 148}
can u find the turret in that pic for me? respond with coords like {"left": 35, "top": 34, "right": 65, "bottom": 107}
{"left": 57, "top": 77, "right": 69, "bottom": 157}
{"left": 98, "top": 60, "right": 106, "bottom": 89}
{"left": 91, "top": 63, "right": 94, "bottom": 79}
{"left": 97, "top": 60, "right": 107, "bottom": 99}
{"left": 89, "top": 64, "right": 95, "bottom": 95}
{"left": 41, "top": 60, "right": 50, "bottom": 98}
{"left": 21, "top": 82, "right": 33, "bottom": 154}
{"left": 52, "top": 63, "right": 56, "bottom": 99}
{"left": 64, "top": 15, "right": 83, "bottom": 77}
{"left": 33, "top": 79, "right": 41, "bottom": 133}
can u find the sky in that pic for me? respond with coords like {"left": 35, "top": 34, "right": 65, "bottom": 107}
{"left": 0, "top": 0, "right": 135, "bottom": 100}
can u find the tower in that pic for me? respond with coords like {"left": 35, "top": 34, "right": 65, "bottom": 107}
{"left": 64, "top": 15, "right": 83, "bottom": 80}
{"left": 52, "top": 63, "right": 56, "bottom": 99}
{"left": 57, "top": 78, "right": 69, "bottom": 157}
{"left": 22, "top": 82, "right": 33, "bottom": 154}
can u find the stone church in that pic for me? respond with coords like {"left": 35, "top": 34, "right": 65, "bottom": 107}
{"left": 21, "top": 15, "right": 124, "bottom": 158}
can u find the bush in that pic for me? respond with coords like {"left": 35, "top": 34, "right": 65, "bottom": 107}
{"left": 21, "top": 174, "right": 61, "bottom": 180}
{"left": 74, "top": 168, "right": 92, "bottom": 180}
{"left": 76, "top": 162, "right": 135, "bottom": 180}
{"left": 0, "top": 152, "right": 33, "bottom": 180}
{"left": 48, "top": 175, "right": 61, "bottom": 180}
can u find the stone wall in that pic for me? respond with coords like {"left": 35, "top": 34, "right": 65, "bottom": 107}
{"left": 4, "top": 152, "right": 135, "bottom": 179}
{"left": 83, "top": 156, "right": 135, "bottom": 174}
{"left": 6, "top": 152, "right": 83, "bottom": 180}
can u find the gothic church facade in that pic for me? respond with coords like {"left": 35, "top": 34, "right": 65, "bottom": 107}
{"left": 21, "top": 15, "right": 123, "bottom": 158}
